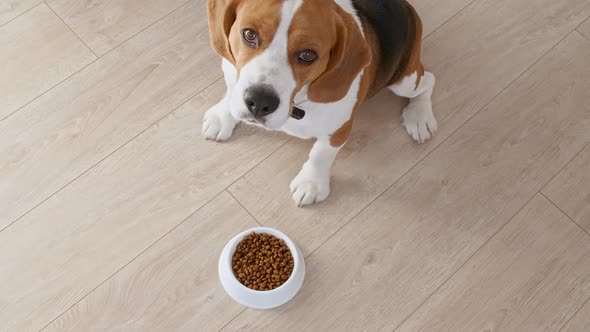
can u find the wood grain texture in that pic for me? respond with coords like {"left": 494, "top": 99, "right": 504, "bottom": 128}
{"left": 0, "top": 0, "right": 218, "bottom": 230}
{"left": 224, "top": 32, "right": 590, "bottom": 331}
{"left": 543, "top": 145, "right": 590, "bottom": 232}
{"left": 410, "top": 0, "right": 474, "bottom": 36}
{"left": 0, "top": 0, "right": 43, "bottom": 26}
{"left": 0, "top": 3, "right": 95, "bottom": 119}
{"left": 397, "top": 194, "right": 590, "bottom": 332}
{"left": 577, "top": 17, "right": 590, "bottom": 39}
{"left": 561, "top": 300, "right": 590, "bottom": 332}
{"left": 0, "top": 80, "right": 287, "bottom": 332}
{"left": 229, "top": 0, "right": 590, "bottom": 255}
{"left": 44, "top": 191, "right": 257, "bottom": 332}
{"left": 46, "top": 0, "right": 189, "bottom": 55}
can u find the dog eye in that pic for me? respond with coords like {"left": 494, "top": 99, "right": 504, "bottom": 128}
{"left": 297, "top": 50, "right": 318, "bottom": 64}
{"left": 242, "top": 29, "right": 258, "bottom": 46}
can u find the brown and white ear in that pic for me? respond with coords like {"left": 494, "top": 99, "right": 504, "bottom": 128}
{"left": 308, "top": 7, "right": 371, "bottom": 103}
{"left": 207, "top": 0, "right": 239, "bottom": 62}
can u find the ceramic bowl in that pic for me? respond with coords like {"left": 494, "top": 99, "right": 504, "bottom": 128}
{"left": 218, "top": 227, "right": 305, "bottom": 309}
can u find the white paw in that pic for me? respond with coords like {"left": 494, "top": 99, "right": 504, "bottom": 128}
{"left": 202, "top": 105, "right": 237, "bottom": 141}
{"left": 289, "top": 166, "right": 330, "bottom": 207}
{"left": 402, "top": 101, "right": 437, "bottom": 144}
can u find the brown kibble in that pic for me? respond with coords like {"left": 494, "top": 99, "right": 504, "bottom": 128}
{"left": 232, "top": 232, "right": 294, "bottom": 291}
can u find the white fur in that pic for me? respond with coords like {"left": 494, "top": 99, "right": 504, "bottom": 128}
{"left": 201, "top": 59, "right": 239, "bottom": 141}
{"left": 389, "top": 71, "right": 437, "bottom": 144}
{"left": 229, "top": 0, "right": 303, "bottom": 129}
{"left": 282, "top": 0, "right": 364, "bottom": 206}
{"left": 334, "top": 0, "right": 364, "bottom": 36}
{"left": 203, "top": 0, "right": 367, "bottom": 206}
{"left": 290, "top": 137, "right": 339, "bottom": 206}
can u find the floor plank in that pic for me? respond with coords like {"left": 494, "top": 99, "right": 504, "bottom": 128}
{"left": 228, "top": 0, "right": 590, "bottom": 255}
{"left": 0, "top": 0, "right": 43, "bottom": 26}
{"left": 410, "top": 0, "right": 474, "bottom": 36}
{"left": 397, "top": 194, "right": 590, "bottom": 332}
{"left": 0, "top": 3, "right": 95, "bottom": 120}
{"left": 224, "top": 31, "right": 590, "bottom": 331}
{"left": 561, "top": 300, "right": 590, "bottom": 332}
{"left": 577, "top": 17, "right": 590, "bottom": 39}
{"left": 0, "top": 79, "right": 288, "bottom": 332}
{"left": 47, "top": 0, "right": 189, "bottom": 56}
{"left": 0, "top": 0, "right": 218, "bottom": 230}
{"left": 44, "top": 191, "right": 257, "bottom": 332}
{"left": 543, "top": 145, "right": 590, "bottom": 233}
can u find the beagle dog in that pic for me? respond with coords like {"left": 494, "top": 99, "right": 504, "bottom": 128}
{"left": 204, "top": 0, "right": 437, "bottom": 206}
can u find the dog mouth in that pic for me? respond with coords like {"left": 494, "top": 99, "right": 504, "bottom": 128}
{"left": 241, "top": 115, "right": 266, "bottom": 127}
{"left": 240, "top": 106, "right": 305, "bottom": 128}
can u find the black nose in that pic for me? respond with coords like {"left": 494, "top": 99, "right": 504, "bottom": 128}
{"left": 244, "top": 84, "right": 280, "bottom": 118}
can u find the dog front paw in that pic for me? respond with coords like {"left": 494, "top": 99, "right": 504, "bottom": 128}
{"left": 289, "top": 166, "right": 330, "bottom": 207}
{"left": 402, "top": 101, "right": 437, "bottom": 144}
{"left": 202, "top": 104, "right": 238, "bottom": 142}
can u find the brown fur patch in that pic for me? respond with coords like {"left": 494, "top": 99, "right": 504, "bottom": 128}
{"left": 393, "top": 3, "right": 425, "bottom": 89}
{"left": 289, "top": 0, "right": 371, "bottom": 104}
{"left": 326, "top": 5, "right": 381, "bottom": 147}
{"left": 329, "top": 66, "right": 373, "bottom": 147}
{"left": 331, "top": 2, "right": 426, "bottom": 147}
{"left": 207, "top": 0, "right": 239, "bottom": 62}
{"left": 330, "top": 119, "right": 352, "bottom": 147}
{"left": 287, "top": 1, "right": 335, "bottom": 95}
{"left": 208, "top": 0, "right": 283, "bottom": 72}
{"left": 285, "top": 0, "right": 373, "bottom": 147}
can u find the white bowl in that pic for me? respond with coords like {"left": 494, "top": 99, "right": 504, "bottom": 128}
{"left": 218, "top": 227, "right": 305, "bottom": 309}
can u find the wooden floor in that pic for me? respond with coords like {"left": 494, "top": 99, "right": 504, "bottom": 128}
{"left": 1, "top": 0, "right": 590, "bottom": 331}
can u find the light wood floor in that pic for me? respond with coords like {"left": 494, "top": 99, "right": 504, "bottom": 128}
{"left": 1, "top": 0, "right": 590, "bottom": 331}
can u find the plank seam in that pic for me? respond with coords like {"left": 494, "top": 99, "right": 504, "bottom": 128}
{"left": 218, "top": 308, "right": 248, "bottom": 332}
{"left": 227, "top": 190, "right": 264, "bottom": 227}
{"left": 389, "top": 30, "right": 583, "bottom": 331}
{"left": 0, "top": 1, "right": 43, "bottom": 29}
{"left": 420, "top": 0, "right": 479, "bottom": 40}
{"left": 0, "top": 56, "right": 98, "bottom": 123}
{"left": 0, "top": 75, "right": 222, "bottom": 234}
{"left": 89, "top": 0, "right": 192, "bottom": 56}
{"left": 576, "top": 28, "right": 590, "bottom": 41}
{"left": 559, "top": 296, "right": 590, "bottom": 332}
{"left": 36, "top": 119, "right": 291, "bottom": 332}
{"left": 574, "top": 16, "right": 590, "bottom": 40}
{"left": 0, "top": 0, "right": 192, "bottom": 122}
{"left": 44, "top": 1, "right": 98, "bottom": 58}
{"left": 539, "top": 140, "right": 590, "bottom": 236}
{"left": 221, "top": 17, "right": 583, "bottom": 332}
{"left": 36, "top": 189, "right": 227, "bottom": 331}
{"left": 541, "top": 192, "right": 590, "bottom": 239}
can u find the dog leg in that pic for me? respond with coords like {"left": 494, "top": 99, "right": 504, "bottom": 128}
{"left": 389, "top": 71, "right": 437, "bottom": 144}
{"left": 202, "top": 60, "right": 239, "bottom": 141}
{"left": 202, "top": 92, "right": 238, "bottom": 141}
{"left": 290, "top": 137, "right": 341, "bottom": 206}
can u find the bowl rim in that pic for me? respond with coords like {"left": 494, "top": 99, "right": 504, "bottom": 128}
{"left": 222, "top": 226, "right": 302, "bottom": 295}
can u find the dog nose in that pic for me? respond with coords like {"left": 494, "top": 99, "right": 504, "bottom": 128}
{"left": 244, "top": 84, "right": 280, "bottom": 118}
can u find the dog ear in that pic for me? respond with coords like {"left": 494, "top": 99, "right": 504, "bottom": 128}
{"left": 307, "top": 7, "right": 371, "bottom": 103}
{"left": 207, "top": 0, "right": 239, "bottom": 62}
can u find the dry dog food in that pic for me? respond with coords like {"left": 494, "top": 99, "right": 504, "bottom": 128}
{"left": 232, "top": 232, "right": 294, "bottom": 291}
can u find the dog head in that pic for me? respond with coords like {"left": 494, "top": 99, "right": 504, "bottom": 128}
{"left": 207, "top": 0, "right": 370, "bottom": 129}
